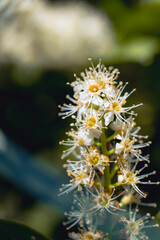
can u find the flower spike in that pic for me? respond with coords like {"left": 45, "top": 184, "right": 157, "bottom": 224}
{"left": 59, "top": 60, "right": 159, "bottom": 239}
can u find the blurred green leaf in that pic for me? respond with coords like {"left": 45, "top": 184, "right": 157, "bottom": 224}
{"left": 140, "top": 0, "right": 160, "bottom": 5}
{"left": 0, "top": 219, "right": 52, "bottom": 240}
{"left": 156, "top": 211, "right": 160, "bottom": 222}
{"left": 101, "top": 0, "right": 160, "bottom": 39}
{"left": 104, "top": 38, "right": 159, "bottom": 64}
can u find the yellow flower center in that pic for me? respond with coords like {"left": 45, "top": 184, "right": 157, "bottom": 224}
{"left": 76, "top": 172, "right": 87, "bottom": 184}
{"left": 99, "top": 80, "right": 106, "bottom": 89}
{"left": 79, "top": 140, "right": 84, "bottom": 145}
{"left": 97, "top": 193, "right": 109, "bottom": 206}
{"left": 86, "top": 116, "right": 96, "bottom": 128}
{"left": 109, "top": 100, "right": 126, "bottom": 112}
{"left": 81, "top": 234, "right": 94, "bottom": 240}
{"left": 112, "top": 102, "right": 121, "bottom": 111}
{"left": 88, "top": 155, "right": 99, "bottom": 165}
{"left": 80, "top": 234, "right": 94, "bottom": 240}
{"left": 126, "top": 172, "right": 135, "bottom": 183}
{"left": 122, "top": 139, "right": 133, "bottom": 151}
{"left": 128, "top": 221, "right": 139, "bottom": 233}
{"left": 89, "top": 84, "right": 99, "bottom": 93}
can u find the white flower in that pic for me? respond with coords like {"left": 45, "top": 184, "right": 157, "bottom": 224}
{"left": 69, "top": 227, "right": 104, "bottom": 240}
{"left": 120, "top": 205, "right": 159, "bottom": 240}
{"left": 64, "top": 190, "right": 93, "bottom": 229}
{"left": 77, "top": 109, "right": 102, "bottom": 138}
{"left": 103, "top": 84, "right": 116, "bottom": 98}
{"left": 87, "top": 186, "right": 124, "bottom": 215}
{"left": 71, "top": 61, "right": 119, "bottom": 106}
{"left": 118, "top": 160, "right": 158, "bottom": 198}
{"left": 62, "top": 146, "right": 114, "bottom": 196}
{"left": 103, "top": 83, "right": 142, "bottom": 126}
{"left": 110, "top": 117, "right": 148, "bottom": 140}
{"left": 110, "top": 116, "right": 130, "bottom": 132}
{"left": 59, "top": 163, "right": 94, "bottom": 195}
{"left": 104, "top": 111, "right": 114, "bottom": 126}
{"left": 60, "top": 128, "right": 94, "bottom": 159}
{"left": 80, "top": 146, "right": 113, "bottom": 174}
{"left": 115, "top": 124, "right": 151, "bottom": 162}
{"left": 78, "top": 79, "right": 104, "bottom": 106}
{"left": 120, "top": 188, "right": 157, "bottom": 208}
{"left": 58, "top": 95, "right": 83, "bottom": 120}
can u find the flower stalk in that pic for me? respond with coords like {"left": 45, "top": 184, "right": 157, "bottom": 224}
{"left": 59, "top": 59, "right": 159, "bottom": 240}
{"left": 101, "top": 118, "right": 111, "bottom": 189}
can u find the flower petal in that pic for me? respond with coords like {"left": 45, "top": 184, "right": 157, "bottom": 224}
{"left": 104, "top": 112, "right": 114, "bottom": 126}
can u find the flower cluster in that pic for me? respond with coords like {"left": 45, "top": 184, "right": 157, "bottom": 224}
{"left": 0, "top": 0, "right": 115, "bottom": 70}
{"left": 59, "top": 60, "right": 159, "bottom": 239}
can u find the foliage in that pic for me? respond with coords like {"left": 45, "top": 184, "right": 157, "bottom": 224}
{"left": 0, "top": 219, "right": 51, "bottom": 240}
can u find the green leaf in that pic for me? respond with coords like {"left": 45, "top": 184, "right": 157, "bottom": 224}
{"left": 0, "top": 219, "right": 52, "bottom": 240}
{"left": 104, "top": 38, "right": 159, "bottom": 65}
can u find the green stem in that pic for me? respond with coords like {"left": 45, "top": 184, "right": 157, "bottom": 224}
{"left": 101, "top": 119, "right": 110, "bottom": 189}
{"left": 94, "top": 140, "right": 101, "bottom": 147}
{"left": 94, "top": 181, "right": 101, "bottom": 186}
{"left": 106, "top": 131, "right": 117, "bottom": 143}
{"left": 110, "top": 164, "right": 119, "bottom": 179}
{"left": 108, "top": 182, "right": 120, "bottom": 189}
{"left": 112, "top": 182, "right": 120, "bottom": 187}
{"left": 101, "top": 129, "right": 108, "bottom": 156}
{"left": 108, "top": 148, "right": 115, "bottom": 156}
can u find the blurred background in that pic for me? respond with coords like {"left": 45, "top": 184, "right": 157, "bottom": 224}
{"left": 0, "top": 0, "right": 160, "bottom": 239}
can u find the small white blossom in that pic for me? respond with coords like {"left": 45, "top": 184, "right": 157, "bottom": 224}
{"left": 59, "top": 163, "right": 94, "bottom": 195}
{"left": 118, "top": 160, "right": 158, "bottom": 198}
{"left": 81, "top": 146, "right": 111, "bottom": 173}
{"left": 60, "top": 128, "right": 94, "bottom": 159}
{"left": 69, "top": 227, "right": 104, "bottom": 240}
{"left": 120, "top": 188, "right": 157, "bottom": 208}
{"left": 79, "top": 108, "right": 101, "bottom": 128}
{"left": 120, "top": 205, "right": 159, "bottom": 240}
{"left": 87, "top": 186, "right": 124, "bottom": 215}
{"left": 115, "top": 125, "right": 151, "bottom": 162}
{"left": 103, "top": 83, "right": 142, "bottom": 126}
{"left": 58, "top": 95, "right": 85, "bottom": 120}
{"left": 64, "top": 190, "right": 93, "bottom": 229}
